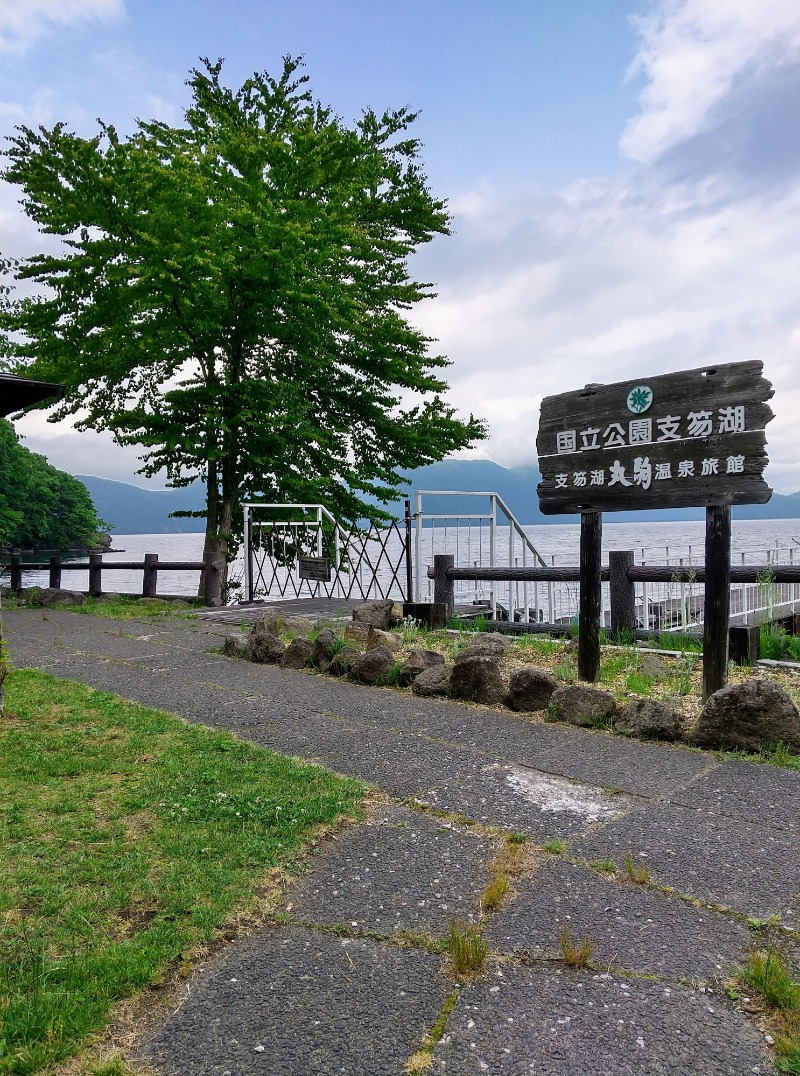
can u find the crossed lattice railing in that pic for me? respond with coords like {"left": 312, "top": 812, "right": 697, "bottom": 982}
{"left": 243, "top": 504, "right": 410, "bottom": 603}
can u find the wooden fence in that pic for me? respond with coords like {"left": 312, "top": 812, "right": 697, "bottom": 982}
{"left": 429, "top": 553, "right": 800, "bottom": 664}
{"left": 2, "top": 552, "right": 224, "bottom": 605}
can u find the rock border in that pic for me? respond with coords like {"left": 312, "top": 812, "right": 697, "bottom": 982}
{"left": 222, "top": 601, "right": 800, "bottom": 756}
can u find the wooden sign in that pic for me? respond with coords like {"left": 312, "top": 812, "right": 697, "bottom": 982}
{"left": 537, "top": 361, "right": 773, "bottom": 515}
{"left": 298, "top": 556, "right": 332, "bottom": 582}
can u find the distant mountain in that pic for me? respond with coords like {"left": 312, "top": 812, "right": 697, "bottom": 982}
{"left": 76, "top": 462, "right": 800, "bottom": 533}
{"left": 76, "top": 476, "right": 206, "bottom": 534}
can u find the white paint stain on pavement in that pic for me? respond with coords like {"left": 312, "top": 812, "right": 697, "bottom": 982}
{"left": 500, "top": 765, "right": 624, "bottom": 821}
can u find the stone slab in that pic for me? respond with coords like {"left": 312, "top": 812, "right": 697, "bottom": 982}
{"left": 572, "top": 802, "right": 800, "bottom": 919}
{"left": 485, "top": 858, "right": 751, "bottom": 983}
{"left": 243, "top": 716, "right": 485, "bottom": 797}
{"left": 433, "top": 965, "right": 771, "bottom": 1075}
{"left": 526, "top": 729, "right": 715, "bottom": 797}
{"left": 286, "top": 804, "right": 494, "bottom": 935}
{"left": 420, "top": 763, "right": 632, "bottom": 839}
{"left": 674, "top": 758, "right": 800, "bottom": 832}
{"left": 141, "top": 924, "right": 448, "bottom": 1075}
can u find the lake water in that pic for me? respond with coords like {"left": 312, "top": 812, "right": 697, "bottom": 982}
{"left": 13, "top": 517, "right": 800, "bottom": 601}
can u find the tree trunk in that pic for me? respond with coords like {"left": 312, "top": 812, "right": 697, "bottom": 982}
{"left": 198, "top": 458, "right": 228, "bottom": 602}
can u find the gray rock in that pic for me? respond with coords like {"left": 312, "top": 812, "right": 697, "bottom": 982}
{"left": 450, "top": 655, "right": 505, "bottom": 705}
{"left": 221, "top": 635, "right": 247, "bottom": 659}
{"left": 690, "top": 679, "right": 800, "bottom": 752}
{"left": 33, "top": 587, "right": 87, "bottom": 607}
{"left": 412, "top": 664, "right": 452, "bottom": 697}
{"left": 247, "top": 631, "right": 285, "bottom": 664}
{"left": 350, "top": 647, "right": 396, "bottom": 685}
{"left": 279, "top": 637, "right": 313, "bottom": 669}
{"left": 616, "top": 698, "right": 682, "bottom": 741}
{"left": 344, "top": 623, "right": 370, "bottom": 648}
{"left": 366, "top": 626, "right": 402, "bottom": 653}
{"left": 638, "top": 653, "right": 672, "bottom": 681}
{"left": 550, "top": 684, "right": 616, "bottom": 727}
{"left": 455, "top": 634, "right": 511, "bottom": 662}
{"left": 329, "top": 646, "right": 359, "bottom": 677}
{"left": 96, "top": 592, "right": 123, "bottom": 603}
{"left": 351, "top": 599, "right": 394, "bottom": 630}
{"left": 251, "top": 611, "right": 314, "bottom": 638}
{"left": 505, "top": 667, "right": 559, "bottom": 712}
{"left": 310, "top": 628, "right": 338, "bottom": 671}
{"left": 398, "top": 649, "right": 445, "bottom": 686}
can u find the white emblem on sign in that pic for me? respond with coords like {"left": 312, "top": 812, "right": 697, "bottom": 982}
{"left": 627, "top": 386, "right": 653, "bottom": 414}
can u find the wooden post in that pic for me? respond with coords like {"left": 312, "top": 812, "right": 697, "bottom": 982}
{"left": 578, "top": 511, "right": 602, "bottom": 682}
{"left": 433, "top": 554, "right": 455, "bottom": 621}
{"left": 203, "top": 554, "right": 222, "bottom": 607}
{"left": 9, "top": 554, "right": 22, "bottom": 594}
{"left": 49, "top": 555, "right": 62, "bottom": 590}
{"left": 88, "top": 553, "right": 103, "bottom": 598}
{"left": 729, "top": 624, "right": 760, "bottom": 665}
{"left": 142, "top": 553, "right": 158, "bottom": 598}
{"left": 609, "top": 550, "right": 636, "bottom": 636}
{"left": 703, "top": 505, "right": 731, "bottom": 700}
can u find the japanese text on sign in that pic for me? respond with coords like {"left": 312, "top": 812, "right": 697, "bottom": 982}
{"left": 536, "top": 362, "right": 773, "bottom": 515}
{"left": 553, "top": 407, "right": 745, "bottom": 456}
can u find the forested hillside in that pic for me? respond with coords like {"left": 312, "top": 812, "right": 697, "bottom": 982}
{"left": 0, "top": 421, "right": 105, "bottom": 549}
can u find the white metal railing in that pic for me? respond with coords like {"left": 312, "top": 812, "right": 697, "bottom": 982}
{"left": 242, "top": 503, "right": 408, "bottom": 603}
{"left": 414, "top": 516, "right": 800, "bottom": 631}
{"left": 413, "top": 490, "right": 547, "bottom": 620}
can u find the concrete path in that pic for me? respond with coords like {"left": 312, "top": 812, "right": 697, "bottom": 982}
{"left": 6, "top": 609, "right": 796, "bottom": 1074}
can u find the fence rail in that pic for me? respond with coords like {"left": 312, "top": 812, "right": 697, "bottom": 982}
{"left": 1, "top": 552, "right": 224, "bottom": 604}
{"left": 428, "top": 555, "right": 800, "bottom": 634}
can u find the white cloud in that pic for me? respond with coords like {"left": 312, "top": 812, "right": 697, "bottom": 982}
{"left": 13, "top": 411, "right": 165, "bottom": 485}
{"left": 621, "top": 0, "right": 800, "bottom": 163}
{"left": 0, "top": 0, "right": 125, "bottom": 54}
{"left": 415, "top": 169, "right": 800, "bottom": 486}
{"left": 407, "top": 0, "right": 800, "bottom": 488}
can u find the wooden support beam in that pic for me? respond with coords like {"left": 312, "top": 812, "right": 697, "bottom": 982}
{"left": 49, "top": 555, "right": 61, "bottom": 590}
{"left": 703, "top": 505, "right": 731, "bottom": 700}
{"left": 142, "top": 553, "right": 158, "bottom": 598}
{"left": 729, "top": 624, "right": 760, "bottom": 665}
{"left": 609, "top": 549, "right": 636, "bottom": 636}
{"left": 433, "top": 554, "right": 455, "bottom": 620}
{"left": 88, "top": 553, "right": 103, "bottom": 598}
{"left": 578, "top": 511, "right": 602, "bottom": 683}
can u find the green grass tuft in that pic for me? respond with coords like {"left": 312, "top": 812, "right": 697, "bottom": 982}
{"left": 623, "top": 852, "right": 651, "bottom": 885}
{"left": 444, "top": 919, "right": 487, "bottom": 978}
{"left": 559, "top": 926, "right": 595, "bottom": 969}
{"left": 740, "top": 948, "right": 800, "bottom": 1010}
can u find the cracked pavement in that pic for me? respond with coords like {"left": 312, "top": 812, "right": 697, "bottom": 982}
{"left": 5, "top": 607, "right": 795, "bottom": 1074}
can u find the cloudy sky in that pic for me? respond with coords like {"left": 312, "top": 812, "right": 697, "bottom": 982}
{"left": 2, "top": 0, "right": 800, "bottom": 492}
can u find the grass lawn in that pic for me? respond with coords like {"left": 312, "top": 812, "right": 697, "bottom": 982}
{"left": 0, "top": 670, "right": 364, "bottom": 1075}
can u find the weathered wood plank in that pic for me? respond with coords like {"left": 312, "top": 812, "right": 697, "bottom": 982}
{"left": 578, "top": 511, "right": 602, "bottom": 682}
{"left": 703, "top": 506, "right": 731, "bottom": 700}
{"left": 537, "top": 361, "right": 774, "bottom": 515}
{"left": 609, "top": 550, "right": 636, "bottom": 634}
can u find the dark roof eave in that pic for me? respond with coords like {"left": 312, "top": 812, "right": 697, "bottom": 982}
{"left": 0, "top": 373, "right": 66, "bottom": 417}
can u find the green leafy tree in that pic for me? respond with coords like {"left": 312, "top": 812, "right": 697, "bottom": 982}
{"left": 0, "top": 419, "right": 104, "bottom": 549}
{"left": 0, "top": 57, "right": 485, "bottom": 593}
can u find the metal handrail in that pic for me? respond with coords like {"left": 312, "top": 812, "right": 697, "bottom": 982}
{"left": 412, "top": 489, "right": 547, "bottom": 615}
